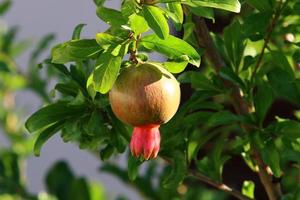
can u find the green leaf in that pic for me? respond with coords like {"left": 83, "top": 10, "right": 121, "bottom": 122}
{"left": 121, "top": 0, "right": 138, "bottom": 18}
{"left": 223, "top": 21, "right": 246, "bottom": 71}
{"left": 72, "top": 24, "right": 86, "bottom": 40}
{"left": 242, "top": 12, "right": 272, "bottom": 41}
{"left": 268, "top": 120, "right": 300, "bottom": 140}
{"left": 254, "top": 81, "right": 274, "bottom": 126}
{"left": 128, "top": 13, "right": 149, "bottom": 35}
{"left": 242, "top": 180, "right": 255, "bottom": 199}
{"left": 100, "top": 145, "right": 115, "bottom": 161}
{"left": 166, "top": 3, "right": 184, "bottom": 30}
{"left": 96, "top": 6, "right": 127, "bottom": 26}
{"left": 52, "top": 39, "right": 102, "bottom": 64}
{"left": 86, "top": 73, "right": 97, "bottom": 99}
{"left": 34, "top": 120, "right": 65, "bottom": 156}
{"left": 163, "top": 60, "right": 188, "bottom": 74}
{"left": 93, "top": 53, "right": 122, "bottom": 94}
{"left": 25, "top": 102, "right": 85, "bottom": 133}
{"left": 162, "top": 151, "right": 187, "bottom": 188}
{"left": 189, "top": 6, "right": 215, "bottom": 22}
{"left": 267, "top": 67, "right": 300, "bottom": 106}
{"left": 220, "top": 67, "right": 245, "bottom": 90}
{"left": 141, "top": 34, "right": 201, "bottom": 67}
{"left": 0, "top": 0, "right": 11, "bottom": 15}
{"left": 246, "top": 0, "right": 272, "bottom": 12}
{"left": 128, "top": 155, "right": 143, "bottom": 181}
{"left": 46, "top": 161, "right": 74, "bottom": 200}
{"left": 142, "top": 5, "right": 169, "bottom": 39}
{"left": 185, "top": 0, "right": 241, "bottom": 13}
{"left": 262, "top": 141, "right": 282, "bottom": 177}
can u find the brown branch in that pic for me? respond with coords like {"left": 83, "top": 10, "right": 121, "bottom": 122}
{"left": 189, "top": 11, "right": 283, "bottom": 200}
{"left": 189, "top": 170, "right": 253, "bottom": 200}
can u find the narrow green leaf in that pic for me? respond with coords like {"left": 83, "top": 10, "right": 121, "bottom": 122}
{"left": 184, "top": 0, "right": 241, "bottom": 13}
{"left": 141, "top": 34, "right": 201, "bottom": 66}
{"left": 254, "top": 81, "right": 274, "bottom": 126}
{"left": 72, "top": 24, "right": 86, "bottom": 40}
{"left": 142, "top": 5, "right": 169, "bottom": 39}
{"left": 166, "top": 2, "right": 184, "bottom": 30}
{"left": 223, "top": 21, "right": 246, "bottom": 71}
{"left": 86, "top": 73, "right": 97, "bottom": 99}
{"left": 128, "top": 13, "right": 149, "bottom": 35}
{"left": 162, "top": 151, "right": 187, "bottom": 188}
{"left": 93, "top": 53, "right": 122, "bottom": 94}
{"left": 262, "top": 141, "right": 282, "bottom": 177}
{"left": 121, "top": 0, "right": 138, "bottom": 18}
{"left": 25, "top": 102, "right": 85, "bottom": 133}
{"left": 34, "top": 121, "right": 65, "bottom": 156}
{"left": 128, "top": 155, "right": 143, "bottom": 181}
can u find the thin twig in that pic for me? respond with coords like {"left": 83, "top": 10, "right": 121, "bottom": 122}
{"left": 250, "top": 0, "right": 284, "bottom": 82}
{"left": 189, "top": 170, "right": 253, "bottom": 200}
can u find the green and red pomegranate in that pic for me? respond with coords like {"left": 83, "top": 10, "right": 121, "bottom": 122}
{"left": 109, "top": 62, "right": 181, "bottom": 160}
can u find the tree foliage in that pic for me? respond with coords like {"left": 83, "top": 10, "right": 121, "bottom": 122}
{"left": 1, "top": 0, "right": 300, "bottom": 199}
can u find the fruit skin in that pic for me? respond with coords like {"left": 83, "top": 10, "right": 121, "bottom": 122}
{"left": 109, "top": 62, "right": 180, "bottom": 126}
{"left": 109, "top": 62, "right": 181, "bottom": 160}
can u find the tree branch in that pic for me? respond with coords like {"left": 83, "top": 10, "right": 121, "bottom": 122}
{"left": 189, "top": 170, "right": 253, "bottom": 200}
{"left": 190, "top": 13, "right": 282, "bottom": 200}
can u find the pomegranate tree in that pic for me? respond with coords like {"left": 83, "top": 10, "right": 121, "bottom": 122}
{"left": 109, "top": 62, "right": 180, "bottom": 160}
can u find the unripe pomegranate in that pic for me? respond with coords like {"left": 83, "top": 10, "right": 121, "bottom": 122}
{"left": 109, "top": 62, "right": 180, "bottom": 160}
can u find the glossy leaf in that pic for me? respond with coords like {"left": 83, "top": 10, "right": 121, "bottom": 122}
{"left": 142, "top": 5, "right": 169, "bottom": 39}
{"left": 52, "top": 39, "right": 102, "bottom": 64}
{"left": 93, "top": 53, "right": 122, "bottom": 94}
{"left": 34, "top": 120, "right": 65, "bottom": 156}
{"left": 25, "top": 102, "right": 85, "bottom": 133}
{"left": 140, "top": 34, "right": 201, "bottom": 67}
{"left": 128, "top": 13, "right": 149, "bottom": 35}
{"left": 72, "top": 24, "right": 86, "bottom": 40}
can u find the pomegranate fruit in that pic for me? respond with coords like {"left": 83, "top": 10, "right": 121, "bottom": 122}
{"left": 109, "top": 62, "right": 180, "bottom": 160}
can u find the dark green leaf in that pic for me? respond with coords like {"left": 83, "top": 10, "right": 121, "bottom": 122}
{"left": 25, "top": 102, "right": 85, "bottom": 133}
{"left": 223, "top": 21, "right": 246, "bottom": 71}
{"left": 0, "top": 0, "right": 11, "bottom": 15}
{"left": 72, "top": 24, "right": 86, "bottom": 40}
{"left": 262, "top": 141, "right": 282, "bottom": 177}
{"left": 34, "top": 120, "right": 65, "bottom": 156}
{"left": 93, "top": 53, "right": 122, "bottom": 94}
{"left": 142, "top": 5, "right": 169, "bottom": 39}
{"left": 100, "top": 145, "right": 115, "bottom": 161}
{"left": 128, "top": 155, "right": 142, "bottom": 181}
{"left": 220, "top": 67, "right": 245, "bottom": 90}
{"left": 121, "top": 0, "right": 138, "bottom": 18}
{"left": 162, "top": 151, "right": 187, "bottom": 188}
{"left": 189, "top": 6, "right": 214, "bottom": 22}
{"left": 246, "top": 0, "right": 272, "bottom": 12}
{"left": 254, "top": 81, "right": 274, "bottom": 126}
{"left": 141, "top": 34, "right": 201, "bottom": 67}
